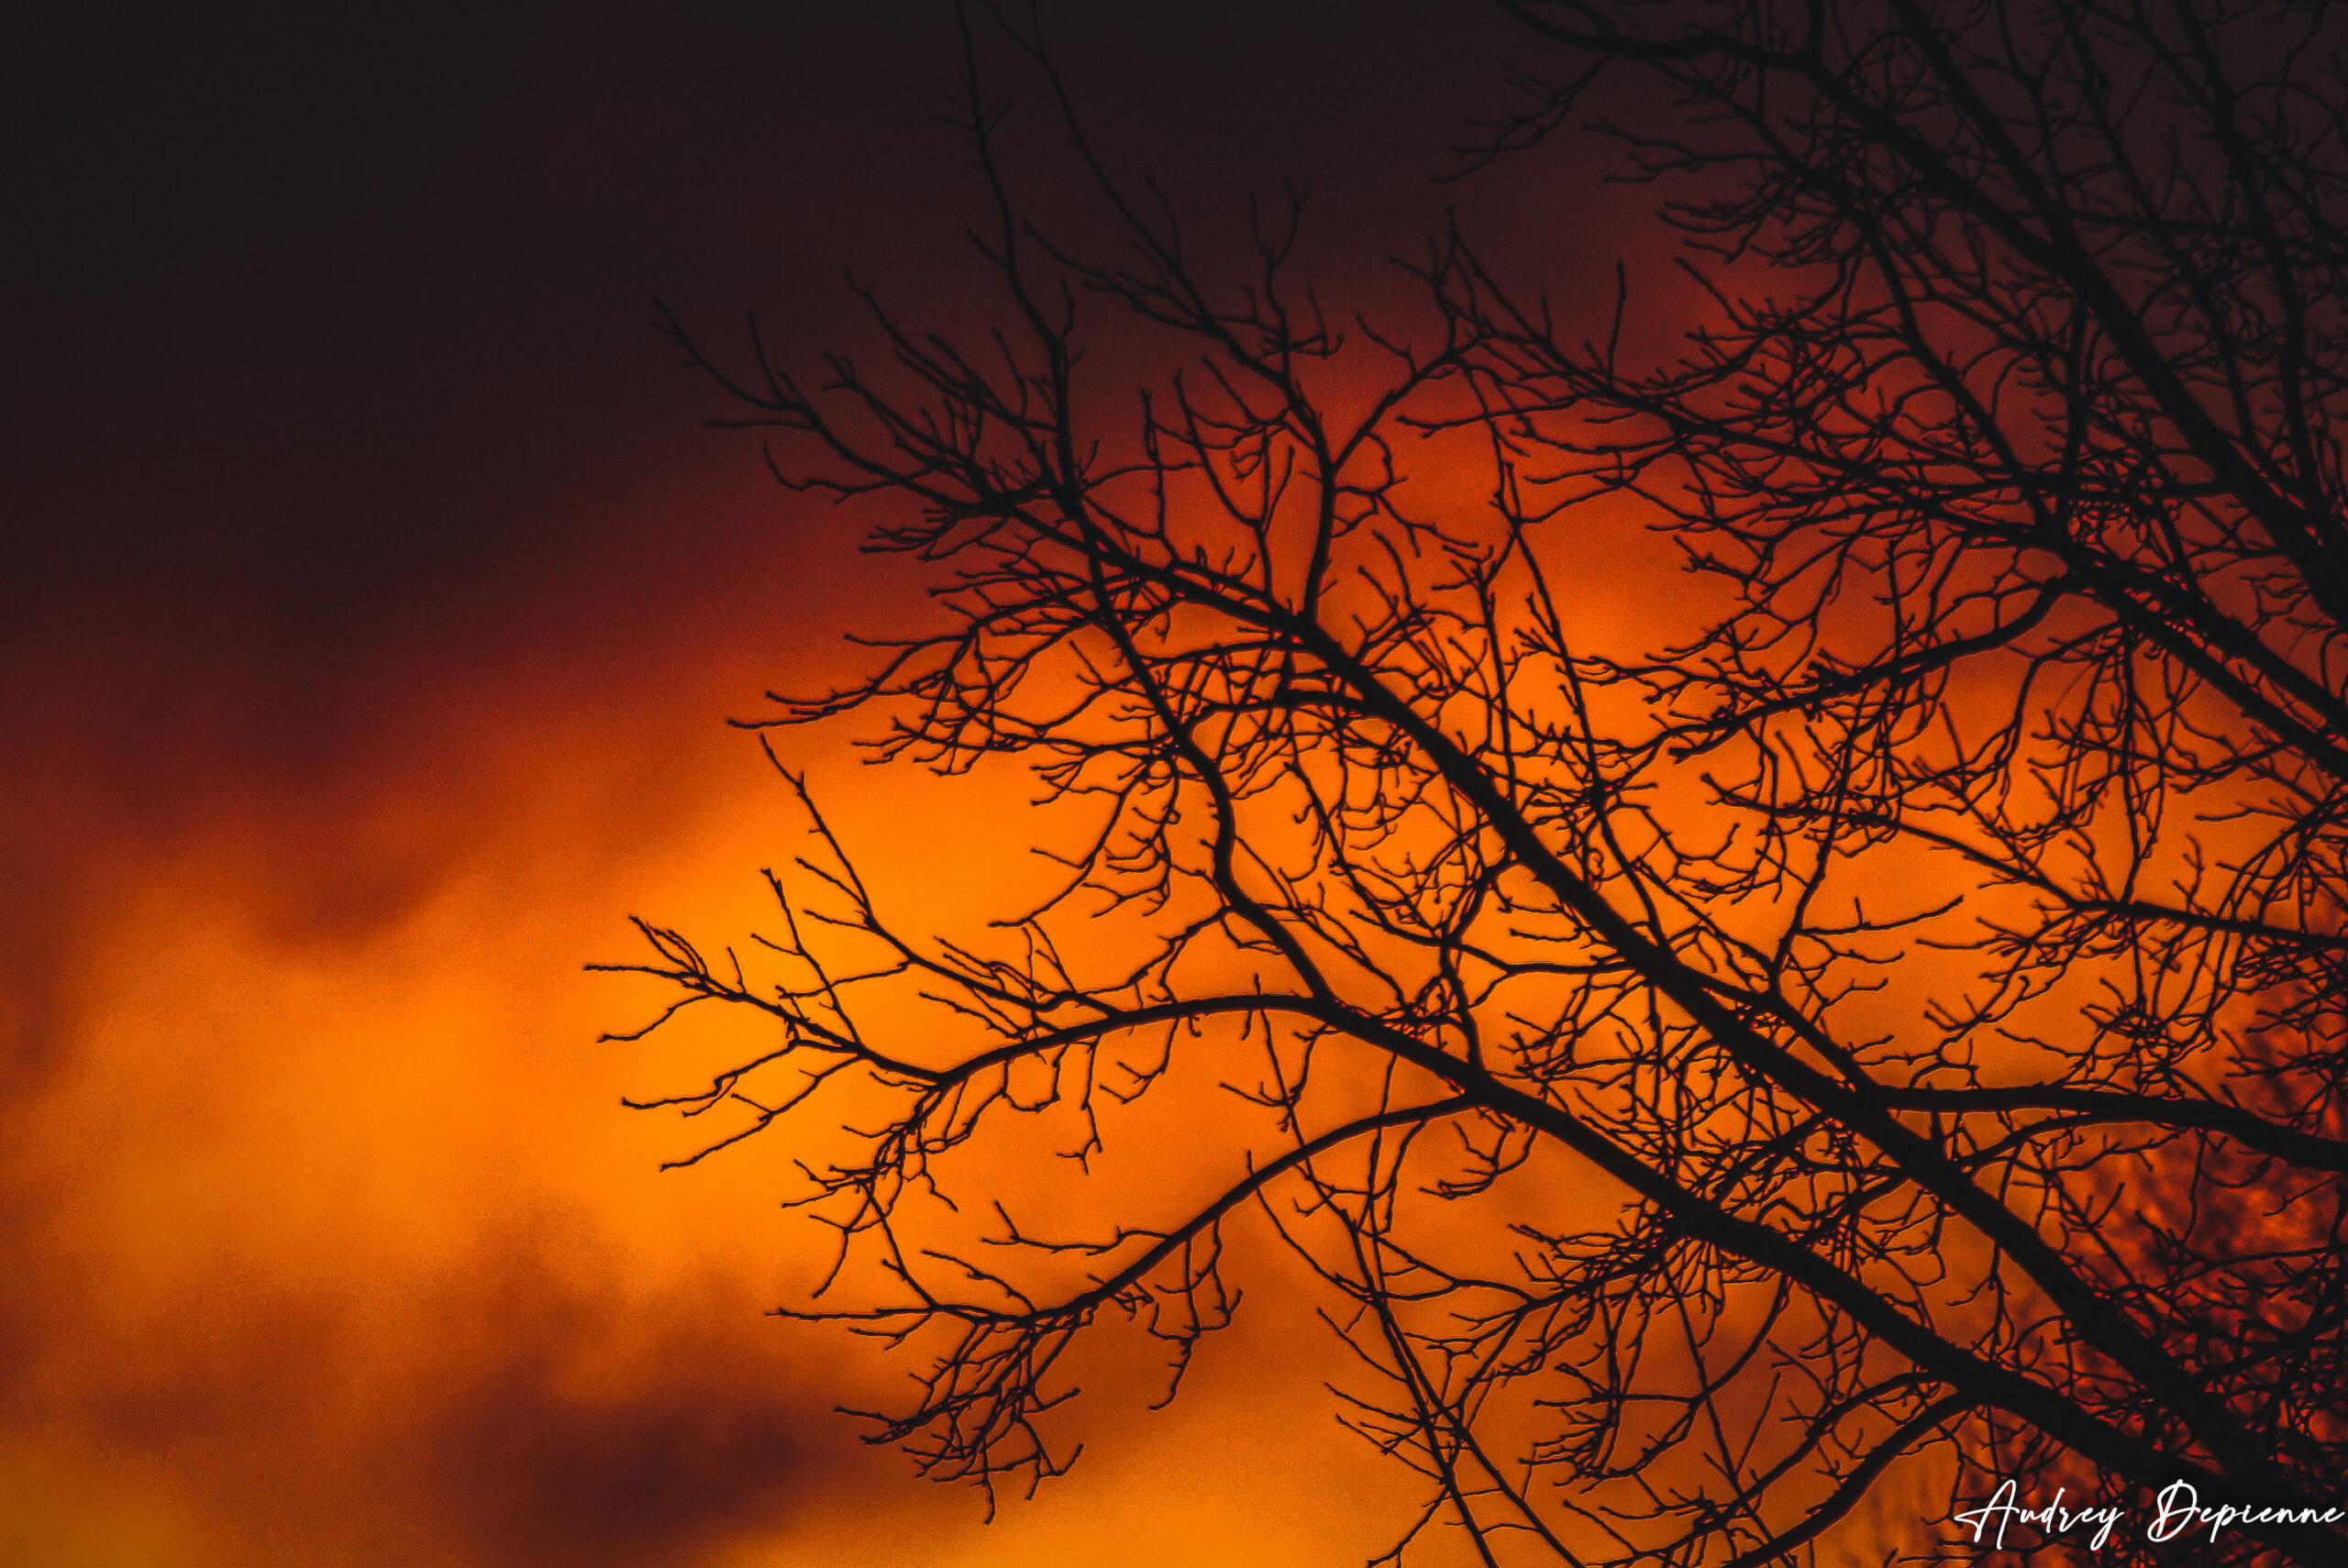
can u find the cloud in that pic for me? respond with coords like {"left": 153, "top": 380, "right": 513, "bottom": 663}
{"left": 416, "top": 1246, "right": 843, "bottom": 1568}
{"left": 2, "top": 1187, "right": 872, "bottom": 1567}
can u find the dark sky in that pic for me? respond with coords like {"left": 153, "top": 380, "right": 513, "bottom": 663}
{"left": 6, "top": 0, "right": 1545, "bottom": 679}
{"left": 0, "top": 0, "right": 1604, "bottom": 880}
{"left": 2, "top": 0, "right": 1568, "bottom": 1066}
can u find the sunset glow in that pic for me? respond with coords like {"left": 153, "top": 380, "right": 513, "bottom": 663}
{"left": 14, "top": 6, "right": 2348, "bottom": 1566}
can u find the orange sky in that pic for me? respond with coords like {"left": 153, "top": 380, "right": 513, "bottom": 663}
{"left": 14, "top": 7, "right": 2330, "bottom": 1560}
{"left": 0, "top": 563, "right": 1450, "bottom": 1566}
{"left": 0, "top": 5, "right": 1684, "bottom": 1563}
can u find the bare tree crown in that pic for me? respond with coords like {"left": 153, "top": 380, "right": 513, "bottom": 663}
{"left": 600, "top": 4, "right": 2348, "bottom": 1563}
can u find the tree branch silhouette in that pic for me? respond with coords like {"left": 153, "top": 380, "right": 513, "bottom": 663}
{"left": 603, "top": 3, "right": 2348, "bottom": 1562}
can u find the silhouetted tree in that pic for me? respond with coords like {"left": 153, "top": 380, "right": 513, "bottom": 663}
{"left": 601, "top": 4, "right": 2348, "bottom": 1562}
